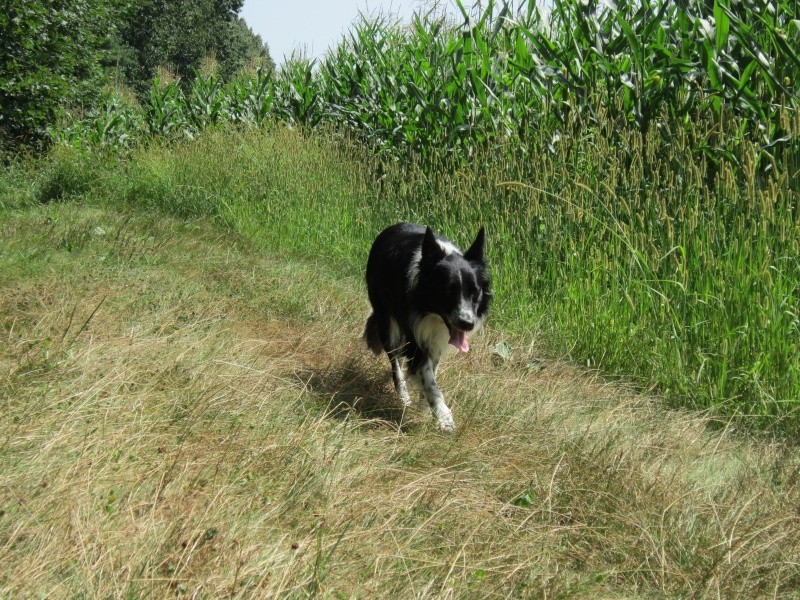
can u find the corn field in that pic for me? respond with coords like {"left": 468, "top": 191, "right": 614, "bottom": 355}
{"left": 59, "top": 0, "right": 798, "bottom": 156}
{"left": 47, "top": 0, "right": 800, "bottom": 431}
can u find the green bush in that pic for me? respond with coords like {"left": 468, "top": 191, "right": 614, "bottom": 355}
{"left": 0, "top": 1, "right": 122, "bottom": 152}
{"left": 34, "top": 149, "right": 98, "bottom": 204}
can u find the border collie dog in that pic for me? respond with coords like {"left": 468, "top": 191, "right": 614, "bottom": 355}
{"left": 364, "top": 223, "right": 491, "bottom": 431}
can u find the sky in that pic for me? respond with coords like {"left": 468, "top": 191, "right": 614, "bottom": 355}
{"left": 240, "top": 1, "right": 458, "bottom": 66}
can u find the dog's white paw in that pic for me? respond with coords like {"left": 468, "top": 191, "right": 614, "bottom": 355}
{"left": 435, "top": 411, "right": 456, "bottom": 433}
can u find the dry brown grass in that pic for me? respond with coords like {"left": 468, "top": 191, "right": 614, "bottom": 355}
{"left": 1, "top": 204, "right": 799, "bottom": 598}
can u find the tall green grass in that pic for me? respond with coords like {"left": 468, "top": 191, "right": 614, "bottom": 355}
{"left": 11, "top": 113, "right": 799, "bottom": 433}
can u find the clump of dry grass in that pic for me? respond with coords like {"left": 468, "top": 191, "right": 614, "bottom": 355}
{"left": 1, "top": 204, "right": 799, "bottom": 598}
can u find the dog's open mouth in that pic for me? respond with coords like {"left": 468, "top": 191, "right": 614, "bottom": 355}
{"left": 448, "top": 328, "right": 470, "bottom": 352}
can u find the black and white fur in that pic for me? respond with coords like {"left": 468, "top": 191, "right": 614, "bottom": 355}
{"left": 364, "top": 223, "right": 491, "bottom": 431}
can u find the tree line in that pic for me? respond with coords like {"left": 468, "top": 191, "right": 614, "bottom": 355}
{"left": 0, "top": 0, "right": 273, "bottom": 153}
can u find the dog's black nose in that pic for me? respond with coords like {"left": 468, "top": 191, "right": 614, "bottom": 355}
{"left": 455, "top": 316, "right": 475, "bottom": 331}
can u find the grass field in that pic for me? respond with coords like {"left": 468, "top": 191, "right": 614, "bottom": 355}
{"left": 2, "top": 200, "right": 799, "bottom": 597}
{"left": 42, "top": 0, "right": 800, "bottom": 430}
{"left": 2, "top": 1, "right": 799, "bottom": 596}
{"left": 19, "top": 121, "right": 800, "bottom": 431}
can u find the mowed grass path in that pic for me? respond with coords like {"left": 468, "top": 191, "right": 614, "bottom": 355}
{"left": 1, "top": 203, "right": 799, "bottom": 598}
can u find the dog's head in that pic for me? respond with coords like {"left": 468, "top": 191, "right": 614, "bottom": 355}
{"left": 416, "top": 227, "right": 492, "bottom": 352}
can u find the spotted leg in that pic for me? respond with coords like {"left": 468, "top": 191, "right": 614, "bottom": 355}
{"left": 413, "top": 358, "right": 455, "bottom": 432}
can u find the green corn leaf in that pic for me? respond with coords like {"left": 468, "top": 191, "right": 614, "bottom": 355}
{"left": 714, "top": 0, "right": 730, "bottom": 55}
{"left": 616, "top": 14, "right": 642, "bottom": 59}
{"left": 737, "top": 59, "right": 759, "bottom": 93}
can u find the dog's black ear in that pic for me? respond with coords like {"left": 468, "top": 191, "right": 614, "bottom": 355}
{"left": 464, "top": 227, "right": 485, "bottom": 263}
{"left": 422, "top": 226, "right": 446, "bottom": 262}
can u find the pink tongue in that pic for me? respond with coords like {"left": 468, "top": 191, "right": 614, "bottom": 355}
{"left": 449, "top": 329, "right": 470, "bottom": 352}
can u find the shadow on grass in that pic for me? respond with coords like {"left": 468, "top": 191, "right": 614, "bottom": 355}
{"left": 297, "top": 354, "right": 421, "bottom": 431}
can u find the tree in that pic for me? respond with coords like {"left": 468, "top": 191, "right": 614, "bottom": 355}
{"left": 0, "top": 0, "right": 122, "bottom": 152}
{"left": 0, "top": 0, "right": 273, "bottom": 153}
{"left": 217, "top": 17, "right": 276, "bottom": 79}
{"left": 118, "top": 0, "right": 272, "bottom": 92}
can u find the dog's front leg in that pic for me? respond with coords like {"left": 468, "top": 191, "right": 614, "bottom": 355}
{"left": 418, "top": 360, "right": 455, "bottom": 432}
